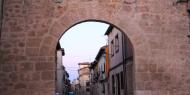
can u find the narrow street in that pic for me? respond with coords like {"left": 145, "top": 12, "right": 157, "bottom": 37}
{"left": 56, "top": 23, "right": 133, "bottom": 95}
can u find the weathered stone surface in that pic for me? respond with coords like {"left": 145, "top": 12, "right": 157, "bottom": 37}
{"left": 41, "top": 71, "right": 55, "bottom": 81}
{"left": 0, "top": 0, "right": 190, "bottom": 95}
{"left": 14, "top": 83, "right": 26, "bottom": 89}
{"left": 35, "top": 62, "right": 54, "bottom": 71}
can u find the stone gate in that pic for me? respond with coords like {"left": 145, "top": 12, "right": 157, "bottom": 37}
{"left": 0, "top": 0, "right": 190, "bottom": 95}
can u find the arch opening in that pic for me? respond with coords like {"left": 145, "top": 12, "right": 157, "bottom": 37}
{"left": 55, "top": 20, "right": 135, "bottom": 95}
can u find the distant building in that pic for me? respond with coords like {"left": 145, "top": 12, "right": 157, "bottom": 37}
{"left": 105, "top": 26, "right": 133, "bottom": 95}
{"left": 89, "top": 45, "right": 109, "bottom": 95}
{"left": 89, "top": 61, "right": 99, "bottom": 95}
{"left": 78, "top": 62, "right": 90, "bottom": 95}
{"left": 73, "top": 78, "right": 80, "bottom": 95}
{"left": 71, "top": 78, "right": 80, "bottom": 95}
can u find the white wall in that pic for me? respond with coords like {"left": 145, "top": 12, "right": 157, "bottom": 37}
{"left": 109, "top": 65, "right": 124, "bottom": 95}
{"left": 108, "top": 28, "right": 123, "bottom": 69}
{"left": 98, "top": 53, "right": 106, "bottom": 80}
{"left": 107, "top": 28, "right": 125, "bottom": 95}
{"left": 56, "top": 50, "right": 64, "bottom": 94}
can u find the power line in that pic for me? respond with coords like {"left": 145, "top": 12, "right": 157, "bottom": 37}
{"left": 65, "top": 66, "right": 78, "bottom": 68}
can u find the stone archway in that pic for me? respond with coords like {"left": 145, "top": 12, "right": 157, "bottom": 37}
{"left": 1, "top": 1, "right": 189, "bottom": 95}
{"left": 54, "top": 19, "right": 136, "bottom": 95}
{"left": 37, "top": 2, "right": 151, "bottom": 95}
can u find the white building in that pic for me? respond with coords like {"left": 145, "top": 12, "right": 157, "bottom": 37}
{"left": 105, "top": 26, "right": 133, "bottom": 95}
{"left": 96, "top": 46, "right": 109, "bottom": 95}
{"left": 56, "top": 43, "right": 70, "bottom": 95}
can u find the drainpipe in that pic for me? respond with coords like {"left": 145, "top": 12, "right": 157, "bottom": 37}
{"left": 0, "top": 0, "right": 4, "bottom": 40}
{"left": 122, "top": 34, "right": 127, "bottom": 95}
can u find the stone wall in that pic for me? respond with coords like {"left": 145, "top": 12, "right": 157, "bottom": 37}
{"left": 0, "top": 0, "right": 3, "bottom": 39}
{"left": 0, "top": 0, "right": 190, "bottom": 95}
{"left": 0, "top": 0, "right": 55, "bottom": 95}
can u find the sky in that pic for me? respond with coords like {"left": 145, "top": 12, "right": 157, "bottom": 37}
{"left": 59, "top": 22, "right": 109, "bottom": 81}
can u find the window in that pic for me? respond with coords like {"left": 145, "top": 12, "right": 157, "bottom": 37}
{"left": 120, "top": 71, "right": 124, "bottom": 89}
{"left": 102, "top": 83, "right": 105, "bottom": 93}
{"left": 111, "top": 40, "right": 114, "bottom": 57}
{"left": 86, "top": 81, "right": 90, "bottom": 86}
{"left": 103, "top": 63, "right": 105, "bottom": 73}
{"left": 86, "top": 88, "right": 90, "bottom": 91}
{"left": 116, "top": 73, "right": 121, "bottom": 95}
{"left": 115, "top": 34, "right": 119, "bottom": 53}
{"left": 112, "top": 75, "right": 115, "bottom": 94}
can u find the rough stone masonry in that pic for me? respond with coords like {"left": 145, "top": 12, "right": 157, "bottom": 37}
{"left": 0, "top": 0, "right": 190, "bottom": 95}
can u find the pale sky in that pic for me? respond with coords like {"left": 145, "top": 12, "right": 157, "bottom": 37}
{"left": 59, "top": 22, "right": 109, "bottom": 81}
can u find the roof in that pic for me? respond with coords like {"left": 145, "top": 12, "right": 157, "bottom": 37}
{"left": 95, "top": 45, "right": 108, "bottom": 61}
{"left": 89, "top": 45, "right": 108, "bottom": 69}
{"left": 89, "top": 61, "right": 98, "bottom": 69}
{"left": 104, "top": 25, "right": 113, "bottom": 35}
{"left": 78, "top": 62, "right": 90, "bottom": 65}
{"left": 78, "top": 66, "right": 89, "bottom": 71}
{"left": 66, "top": 71, "right": 69, "bottom": 78}
{"left": 56, "top": 42, "right": 65, "bottom": 55}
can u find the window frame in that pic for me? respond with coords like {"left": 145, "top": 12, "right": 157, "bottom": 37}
{"left": 111, "top": 40, "right": 114, "bottom": 57}
{"left": 115, "top": 34, "right": 119, "bottom": 53}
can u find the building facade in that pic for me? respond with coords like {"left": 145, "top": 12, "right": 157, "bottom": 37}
{"left": 105, "top": 26, "right": 133, "bottom": 95}
{"left": 56, "top": 43, "right": 70, "bottom": 95}
{"left": 97, "top": 46, "right": 109, "bottom": 95}
{"left": 89, "top": 45, "right": 109, "bottom": 95}
{"left": 78, "top": 62, "right": 90, "bottom": 95}
{"left": 89, "top": 60, "right": 99, "bottom": 95}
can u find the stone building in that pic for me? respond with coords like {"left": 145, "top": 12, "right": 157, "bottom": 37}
{"left": 0, "top": 0, "right": 190, "bottom": 95}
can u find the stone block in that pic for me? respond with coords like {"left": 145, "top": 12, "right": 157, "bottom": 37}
{"left": 136, "top": 5, "right": 149, "bottom": 12}
{"left": 136, "top": 90, "right": 151, "bottom": 95}
{"left": 2, "top": 64, "right": 16, "bottom": 72}
{"left": 26, "top": 38, "right": 42, "bottom": 48}
{"left": 149, "top": 63, "right": 157, "bottom": 73}
{"left": 150, "top": 72, "right": 163, "bottom": 81}
{"left": 19, "top": 63, "right": 34, "bottom": 71}
{"left": 14, "top": 83, "right": 27, "bottom": 89}
{"left": 136, "top": 72, "right": 150, "bottom": 82}
{"left": 123, "top": 0, "right": 136, "bottom": 4}
{"left": 35, "top": 62, "right": 54, "bottom": 71}
{"left": 41, "top": 71, "right": 55, "bottom": 81}
{"left": 31, "top": 72, "right": 40, "bottom": 81}
{"left": 25, "top": 48, "right": 39, "bottom": 56}
{"left": 9, "top": 72, "right": 18, "bottom": 82}
{"left": 136, "top": 59, "right": 149, "bottom": 72}
{"left": 39, "top": 46, "right": 54, "bottom": 56}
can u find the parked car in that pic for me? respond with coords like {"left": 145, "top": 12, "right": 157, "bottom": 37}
{"left": 68, "top": 92, "right": 75, "bottom": 95}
